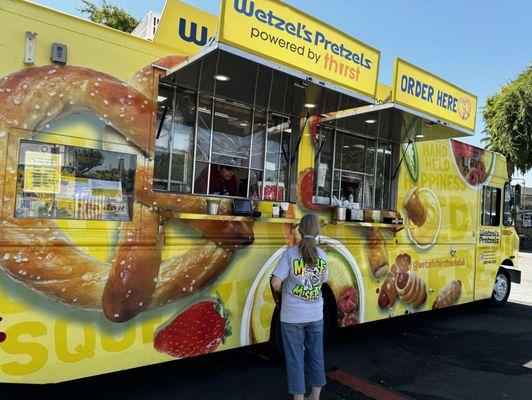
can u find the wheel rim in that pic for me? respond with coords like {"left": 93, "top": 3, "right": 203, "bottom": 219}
{"left": 493, "top": 274, "right": 509, "bottom": 301}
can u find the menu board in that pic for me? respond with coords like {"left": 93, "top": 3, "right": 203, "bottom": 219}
{"left": 23, "top": 151, "right": 62, "bottom": 194}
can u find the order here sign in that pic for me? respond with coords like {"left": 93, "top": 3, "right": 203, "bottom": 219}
{"left": 392, "top": 58, "right": 478, "bottom": 132}
{"left": 218, "top": 0, "right": 380, "bottom": 99}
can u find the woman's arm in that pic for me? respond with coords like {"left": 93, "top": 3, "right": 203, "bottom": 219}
{"left": 270, "top": 250, "right": 289, "bottom": 308}
{"left": 271, "top": 275, "right": 283, "bottom": 292}
{"left": 270, "top": 275, "right": 283, "bottom": 309}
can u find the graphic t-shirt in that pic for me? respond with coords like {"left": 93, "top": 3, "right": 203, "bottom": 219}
{"left": 272, "top": 246, "right": 328, "bottom": 324}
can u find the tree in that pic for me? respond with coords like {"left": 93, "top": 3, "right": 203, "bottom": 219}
{"left": 482, "top": 65, "right": 532, "bottom": 176}
{"left": 79, "top": 0, "right": 139, "bottom": 33}
{"left": 74, "top": 149, "right": 104, "bottom": 173}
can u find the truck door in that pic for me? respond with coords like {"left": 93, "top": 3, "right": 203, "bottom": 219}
{"left": 475, "top": 185, "right": 502, "bottom": 300}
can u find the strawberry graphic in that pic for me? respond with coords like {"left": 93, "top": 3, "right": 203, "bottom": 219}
{"left": 154, "top": 295, "right": 231, "bottom": 358}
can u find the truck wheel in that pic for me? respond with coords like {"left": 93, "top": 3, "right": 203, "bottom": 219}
{"left": 491, "top": 269, "right": 511, "bottom": 307}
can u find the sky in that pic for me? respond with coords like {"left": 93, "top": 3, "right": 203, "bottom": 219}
{"left": 31, "top": 0, "right": 532, "bottom": 183}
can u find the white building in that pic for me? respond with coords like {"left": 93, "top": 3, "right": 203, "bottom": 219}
{"left": 131, "top": 11, "right": 161, "bottom": 41}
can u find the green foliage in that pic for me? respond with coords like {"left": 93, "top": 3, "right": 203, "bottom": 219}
{"left": 79, "top": 0, "right": 139, "bottom": 33}
{"left": 482, "top": 65, "right": 532, "bottom": 176}
{"left": 74, "top": 149, "right": 104, "bottom": 173}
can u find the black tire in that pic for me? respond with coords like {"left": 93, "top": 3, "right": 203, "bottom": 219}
{"left": 490, "top": 269, "right": 511, "bottom": 307}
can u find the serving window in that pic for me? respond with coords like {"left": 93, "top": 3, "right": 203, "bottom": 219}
{"left": 155, "top": 48, "right": 383, "bottom": 203}
{"left": 313, "top": 120, "right": 397, "bottom": 210}
{"left": 15, "top": 140, "right": 136, "bottom": 221}
{"left": 193, "top": 99, "right": 266, "bottom": 199}
{"left": 154, "top": 69, "right": 299, "bottom": 201}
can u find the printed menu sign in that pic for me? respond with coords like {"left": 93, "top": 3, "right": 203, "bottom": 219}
{"left": 23, "top": 151, "right": 61, "bottom": 194}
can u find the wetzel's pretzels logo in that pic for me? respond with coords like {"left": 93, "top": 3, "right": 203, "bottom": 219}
{"left": 457, "top": 97, "right": 472, "bottom": 121}
{"left": 0, "top": 57, "right": 255, "bottom": 324}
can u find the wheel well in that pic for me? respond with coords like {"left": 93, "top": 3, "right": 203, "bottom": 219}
{"left": 321, "top": 283, "right": 337, "bottom": 331}
{"left": 268, "top": 306, "right": 281, "bottom": 345}
{"left": 501, "top": 259, "right": 514, "bottom": 267}
{"left": 268, "top": 284, "right": 338, "bottom": 342}
{"left": 498, "top": 264, "right": 521, "bottom": 284}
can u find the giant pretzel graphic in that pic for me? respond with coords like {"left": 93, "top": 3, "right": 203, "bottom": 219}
{"left": 0, "top": 56, "right": 254, "bottom": 323}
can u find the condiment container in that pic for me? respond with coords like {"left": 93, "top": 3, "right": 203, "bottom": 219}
{"left": 272, "top": 203, "right": 280, "bottom": 218}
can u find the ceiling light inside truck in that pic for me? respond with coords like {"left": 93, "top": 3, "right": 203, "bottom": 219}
{"left": 214, "top": 74, "right": 230, "bottom": 82}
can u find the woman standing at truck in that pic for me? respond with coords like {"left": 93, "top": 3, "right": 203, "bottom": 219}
{"left": 271, "top": 214, "right": 329, "bottom": 400}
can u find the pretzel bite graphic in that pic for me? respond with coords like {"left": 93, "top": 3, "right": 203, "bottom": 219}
{"left": 432, "top": 280, "right": 462, "bottom": 309}
{"left": 396, "top": 270, "right": 427, "bottom": 309}
{"left": 457, "top": 98, "right": 471, "bottom": 120}
{"left": 0, "top": 58, "right": 254, "bottom": 323}
{"left": 404, "top": 187, "right": 441, "bottom": 248}
{"left": 378, "top": 253, "right": 411, "bottom": 309}
{"left": 404, "top": 188, "right": 427, "bottom": 226}
{"left": 367, "top": 230, "right": 388, "bottom": 279}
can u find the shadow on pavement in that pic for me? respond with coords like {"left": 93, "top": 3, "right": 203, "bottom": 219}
{"left": 325, "top": 301, "right": 532, "bottom": 400}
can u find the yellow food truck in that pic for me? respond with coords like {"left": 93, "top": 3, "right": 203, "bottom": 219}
{"left": 0, "top": 0, "right": 521, "bottom": 383}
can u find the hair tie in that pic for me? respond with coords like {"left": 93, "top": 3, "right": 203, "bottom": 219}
{"left": 303, "top": 235, "right": 316, "bottom": 239}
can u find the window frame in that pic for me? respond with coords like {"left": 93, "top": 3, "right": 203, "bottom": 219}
{"left": 154, "top": 85, "right": 296, "bottom": 202}
{"left": 261, "top": 112, "right": 294, "bottom": 201}
{"left": 153, "top": 50, "right": 383, "bottom": 204}
{"left": 503, "top": 182, "right": 513, "bottom": 227}
{"left": 153, "top": 84, "right": 197, "bottom": 193}
{"left": 481, "top": 185, "right": 502, "bottom": 227}
{"left": 312, "top": 122, "right": 398, "bottom": 211}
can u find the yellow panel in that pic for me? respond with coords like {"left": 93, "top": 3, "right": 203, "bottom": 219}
{"left": 219, "top": 0, "right": 380, "bottom": 98}
{"left": 153, "top": 0, "right": 218, "bottom": 56}
{"left": 392, "top": 58, "right": 477, "bottom": 131}
{"left": 0, "top": 0, "right": 176, "bottom": 80}
{"left": 375, "top": 82, "right": 392, "bottom": 103}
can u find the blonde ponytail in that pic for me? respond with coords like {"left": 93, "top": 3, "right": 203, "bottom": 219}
{"left": 298, "top": 214, "right": 320, "bottom": 267}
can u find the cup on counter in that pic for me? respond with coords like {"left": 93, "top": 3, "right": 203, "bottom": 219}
{"left": 333, "top": 206, "right": 347, "bottom": 221}
{"left": 206, "top": 198, "right": 221, "bottom": 215}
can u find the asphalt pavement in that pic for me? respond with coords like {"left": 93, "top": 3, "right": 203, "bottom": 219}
{"left": 2, "top": 252, "right": 532, "bottom": 400}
